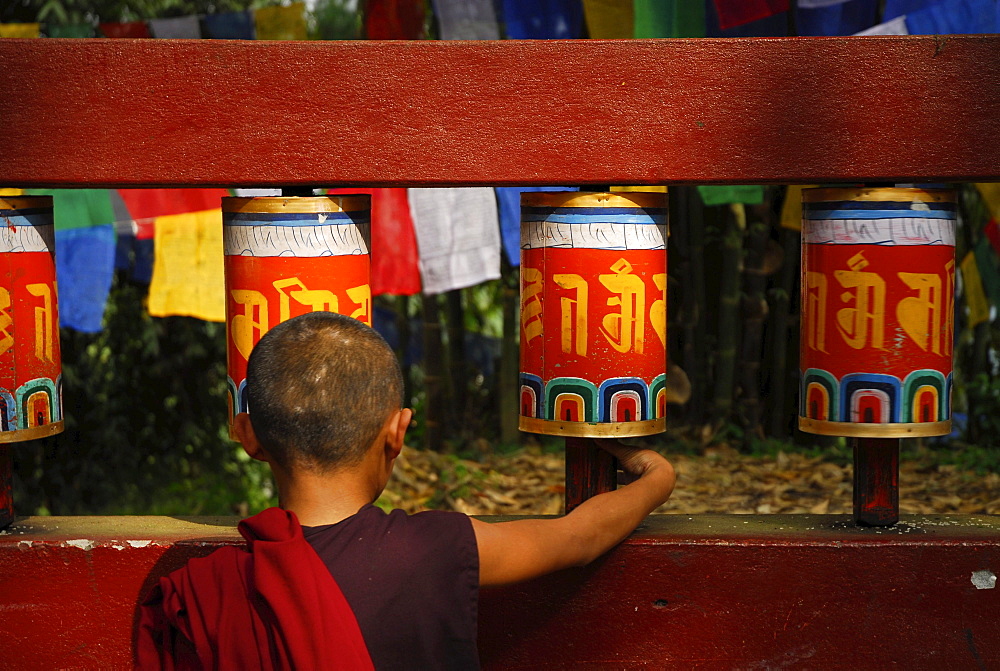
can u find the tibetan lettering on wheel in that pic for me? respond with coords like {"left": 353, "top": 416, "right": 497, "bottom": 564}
{"left": 223, "top": 196, "right": 372, "bottom": 430}
{"left": 519, "top": 192, "right": 668, "bottom": 438}
{"left": 799, "top": 187, "right": 956, "bottom": 437}
{"left": 0, "top": 197, "right": 63, "bottom": 443}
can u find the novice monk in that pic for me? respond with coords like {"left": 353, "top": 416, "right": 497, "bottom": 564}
{"left": 138, "top": 311, "right": 675, "bottom": 670}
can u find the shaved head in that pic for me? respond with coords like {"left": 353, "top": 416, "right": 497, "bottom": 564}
{"left": 246, "top": 312, "right": 403, "bottom": 471}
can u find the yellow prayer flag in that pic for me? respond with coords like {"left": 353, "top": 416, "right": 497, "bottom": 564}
{"left": 780, "top": 185, "right": 817, "bottom": 231}
{"left": 975, "top": 183, "right": 1000, "bottom": 220}
{"left": 148, "top": 209, "right": 226, "bottom": 322}
{"left": 582, "top": 0, "right": 633, "bottom": 38}
{"left": 0, "top": 23, "right": 40, "bottom": 38}
{"left": 255, "top": 3, "right": 308, "bottom": 40}
{"left": 960, "top": 251, "right": 990, "bottom": 328}
{"left": 0, "top": 188, "right": 24, "bottom": 196}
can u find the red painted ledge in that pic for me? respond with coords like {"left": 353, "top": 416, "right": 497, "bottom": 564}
{"left": 1, "top": 514, "right": 998, "bottom": 669}
{"left": 3, "top": 36, "right": 1000, "bottom": 187}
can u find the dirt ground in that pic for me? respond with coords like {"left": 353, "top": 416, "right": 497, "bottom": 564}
{"left": 378, "top": 444, "right": 1000, "bottom": 517}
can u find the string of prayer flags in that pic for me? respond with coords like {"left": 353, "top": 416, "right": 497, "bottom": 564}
{"left": 364, "top": 0, "right": 426, "bottom": 39}
{"left": 905, "top": 0, "right": 998, "bottom": 34}
{"left": 501, "top": 0, "right": 585, "bottom": 38}
{"left": 110, "top": 191, "right": 153, "bottom": 283}
{"left": 203, "top": 11, "right": 255, "bottom": 39}
{"left": 148, "top": 208, "right": 225, "bottom": 321}
{"left": 633, "top": 0, "right": 706, "bottom": 37}
{"left": 495, "top": 187, "right": 578, "bottom": 266}
{"left": 582, "top": 0, "right": 633, "bottom": 38}
{"left": 711, "top": 0, "right": 788, "bottom": 31}
{"left": 99, "top": 22, "right": 151, "bottom": 38}
{"left": 779, "top": 185, "right": 816, "bottom": 231}
{"left": 149, "top": 15, "right": 202, "bottom": 38}
{"left": 26, "top": 189, "right": 117, "bottom": 332}
{"left": 431, "top": 0, "right": 500, "bottom": 39}
{"left": 118, "top": 189, "right": 227, "bottom": 221}
{"left": 255, "top": 2, "right": 308, "bottom": 40}
{"left": 328, "top": 188, "right": 422, "bottom": 296}
{"left": 697, "top": 185, "right": 765, "bottom": 207}
{"left": 960, "top": 252, "right": 991, "bottom": 328}
{"left": 46, "top": 24, "right": 93, "bottom": 37}
{"left": 0, "top": 23, "right": 40, "bottom": 38}
{"left": 408, "top": 188, "right": 501, "bottom": 295}
{"left": 795, "top": 0, "right": 878, "bottom": 35}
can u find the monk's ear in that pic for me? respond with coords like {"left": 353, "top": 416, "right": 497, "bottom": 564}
{"left": 384, "top": 408, "right": 412, "bottom": 459}
{"left": 234, "top": 413, "right": 271, "bottom": 463}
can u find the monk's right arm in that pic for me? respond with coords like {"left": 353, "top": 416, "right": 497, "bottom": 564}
{"left": 471, "top": 442, "right": 675, "bottom": 587}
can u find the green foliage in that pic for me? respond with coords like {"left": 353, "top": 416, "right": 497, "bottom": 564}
{"left": 13, "top": 277, "right": 276, "bottom": 515}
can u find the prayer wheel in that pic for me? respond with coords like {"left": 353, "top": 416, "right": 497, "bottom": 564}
{"left": 799, "top": 187, "right": 956, "bottom": 437}
{"left": 519, "top": 192, "right": 668, "bottom": 437}
{"left": 223, "top": 196, "right": 372, "bottom": 427}
{"left": 0, "top": 196, "right": 63, "bottom": 443}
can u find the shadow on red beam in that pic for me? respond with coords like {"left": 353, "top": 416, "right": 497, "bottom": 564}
{"left": 1, "top": 514, "right": 998, "bottom": 669}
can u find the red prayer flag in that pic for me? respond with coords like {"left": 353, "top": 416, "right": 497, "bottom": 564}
{"left": 985, "top": 219, "right": 1000, "bottom": 257}
{"left": 117, "top": 188, "right": 229, "bottom": 221}
{"left": 712, "top": 0, "right": 789, "bottom": 30}
{"left": 99, "top": 21, "right": 151, "bottom": 38}
{"left": 364, "top": 0, "right": 425, "bottom": 39}
{"left": 328, "top": 188, "right": 421, "bottom": 296}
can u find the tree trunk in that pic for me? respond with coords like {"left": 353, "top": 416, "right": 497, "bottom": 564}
{"left": 672, "top": 187, "right": 707, "bottom": 425}
{"left": 445, "top": 288, "right": 466, "bottom": 435}
{"left": 712, "top": 204, "right": 745, "bottom": 420}
{"left": 768, "top": 223, "right": 801, "bottom": 438}
{"left": 422, "top": 294, "right": 446, "bottom": 451}
{"left": 736, "top": 201, "right": 771, "bottom": 444}
{"left": 499, "top": 262, "right": 520, "bottom": 446}
{"left": 396, "top": 295, "right": 412, "bottom": 407}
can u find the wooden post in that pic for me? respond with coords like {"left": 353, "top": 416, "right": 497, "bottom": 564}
{"left": 564, "top": 437, "right": 616, "bottom": 513}
{"left": 852, "top": 437, "right": 899, "bottom": 526}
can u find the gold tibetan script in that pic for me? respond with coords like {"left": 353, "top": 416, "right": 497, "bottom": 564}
{"left": 521, "top": 267, "right": 544, "bottom": 343}
{"left": 650, "top": 273, "right": 667, "bottom": 349}
{"left": 834, "top": 252, "right": 885, "bottom": 350}
{"left": 26, "top": 283, "right": 55, "bottom": 362}
{"left": 896, "top": 259, "right": 954, "bottom": 356}
{"left": 804, "top": 271, "right": 828, "bottom": 352}
{"left": 554, "top": 273, "right": 587, "bottom": 356}
{"left": 231, "top": 289, "right": 269, "bottom": 360}
{"left": 600, "top": 258, "right": 646, "bottom": 354}
{"left": 0, "top": 288, "right": 12, "bottom": 357}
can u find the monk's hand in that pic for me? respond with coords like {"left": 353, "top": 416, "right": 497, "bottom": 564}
{"left": 595, "top": 439, "right": 675, "bottom": 488}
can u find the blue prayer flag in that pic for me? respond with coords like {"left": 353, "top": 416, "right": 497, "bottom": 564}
{"left": 501, "top": 0, "right": 584, "bottom": 38}
{"left": 495, "top": 187, "right": 579, "bottom": 266}
{"left": 56, "top": 226, "right": 116, "bottom": 332}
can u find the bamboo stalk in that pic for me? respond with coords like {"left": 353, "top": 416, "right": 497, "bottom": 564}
{"left": 445, "top": 288, "right": 466, "bottom": 433}
{"left": 768, "top": 224, "right": 801, "bottom": 438}
{"left": 736, "top": 202, "right": 771, "bottom": 444}
{"left": 712, "top": 204, "right": 745, "bottom": 419}
{"left": 499, "top": 262, "right": 520, "bottom": 446}
{"left": 422, "top": 294, "right": 445, "bottom": 451}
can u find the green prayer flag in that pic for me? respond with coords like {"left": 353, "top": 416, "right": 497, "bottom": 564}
{"left": 697, "top": 185, "right": 765, "bottom": 207}
{"left": 46, "top": 24, "right": 94, "bottom": 37}
{"left": 973, "top": 236, "right": 1000, "bottom": 313}
{"left": 26, "top": 189, "right": 115, "bottom": 230}
{"left": 633, "top": 0, "right": 705, "bottom": 38}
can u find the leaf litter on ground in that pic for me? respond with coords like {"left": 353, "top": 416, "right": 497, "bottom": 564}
{"left": 377, "top": 444, "right": 1000, "bottom": 517}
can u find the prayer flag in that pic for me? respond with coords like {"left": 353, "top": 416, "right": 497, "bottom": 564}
{"left": 976, "top": 183, "right": 1000, "bottom": 220}
{"left": 501, "top": 0, "right": 585, "bottom": 38}
{"left": 780, "top": 185, "right": 817, "bottom": 231}
{"left": 854, "top": 15, "right": 909, "bottom": 34}
{"left": 707, "top": 0, "right": 787, "bottom": 36}
{"left": 583, "top": 0, "right": 633, "bottom": 38}
{"left": 408, "top": 188, "right": 501, "bottom": 295}
{"left": 149, "top": 15, "right": 201, "bottom": 38}
{"left": 495, "top": 187, "right": 578, "bottom": 266}
{"left": 960, "top": 251, "right": 990, "bottom": 328}
{"left": 905, "top": 0, "right": 997, "bottom": 34}
{"left": 431, "top": 0, "right": 500, "bottom": 39}
{"left": 46, "top": 24, "right": 93, "bottom": 37}
{"left": 985, "top": 220, "right": 1000, "bottom": 257}
{"left": 26, "top": 189, "right": 117, "bottom": 331}
{"left": 711, "top": 0, "right": 788, "bottom": 31}
{"left": 99, "top": 22, "right": 151, "bottom": 38}
{"left": 148, "top": 209, "right": 225, "bottom": 321}
{"left": 0, "top": 189, "right": 23, "bottom": 196}
{"left": 697, "top": 185, "right": 765, "bottom": 206}
{"left": 203, "top": 11, "right": 255, "bottom": 39}
{"left": 117, "top": 189, "right": 228, "bottom": 221}
{"left": 255, "top": 3, "right": 308, "bottom": 40}
{"left": 795, "top": 0, "right": 878, "bottom": 35}
{"left": 798, "top": 0, "right": 849, "bottom": 7}
{"left": 0, "top": 23, "right": 40, "bottom": 38}
{"left": 364, "top": 0, "right": 425, "bottom": 39}
{"left": 633, "top": 0, "right": 706, "bottom": 37}
{"left": 328, "top": 188, "right": 422, "bottom": 296}
{"left": 882, "top": 0, "right": 932, "bottom": 20}
{"left": 56, "top": 226, "right": 116, "bottom": 332}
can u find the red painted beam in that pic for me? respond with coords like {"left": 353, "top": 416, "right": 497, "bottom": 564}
{"left": 2, "top": 37, "right": 1000, "bottom": 188}
{"left": 2, "top": 515, "right": 998, "bottom": 668}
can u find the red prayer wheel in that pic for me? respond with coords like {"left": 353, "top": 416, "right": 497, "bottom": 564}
{"left": 519, "top": 192, "right": 668, "bottom": 438}
{"left": 799, "top": 187, "right": 956, "bottom": 437}
{"left": 0, "top": 196, "right": 63, "bottom": 443}
{"left": 223, "top": 196, "right": 372, "bottom": 428}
